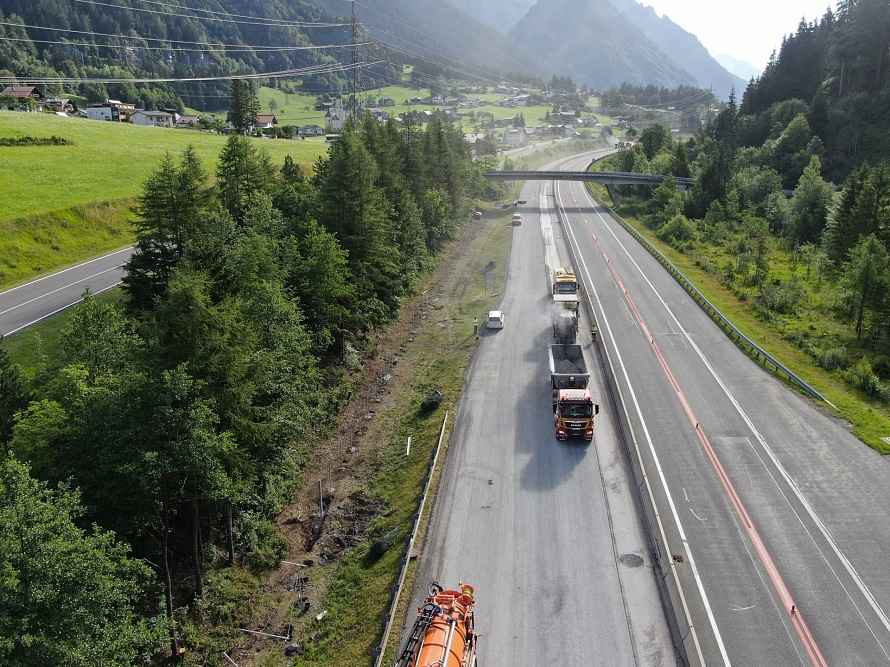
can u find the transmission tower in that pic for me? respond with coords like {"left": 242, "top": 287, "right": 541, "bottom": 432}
{"left": 350, "top": 1, "right": 364, "bottom": 120}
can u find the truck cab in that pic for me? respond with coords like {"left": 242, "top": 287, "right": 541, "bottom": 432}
{"left": 554, "top": 388, "right": 599, "bottom": 440}
{"left": 552, "top": 267, "right": 578, "bottom": 294}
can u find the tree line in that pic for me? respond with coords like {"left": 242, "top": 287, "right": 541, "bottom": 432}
{"left": 604, "top": 67, "right": 890, "bottom": 397}
{"left": 0, "top": 110, "right": 499, "bottom": 664}
{"left": 0, "top": 0, "right": 356, "bottom": 109}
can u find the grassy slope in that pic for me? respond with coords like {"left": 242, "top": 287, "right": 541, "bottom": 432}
{"left": 0, "top": 111, "right": 330, "bottom": 288}
{"left": 0, "top": 110, "right": 327, "bottom": 222}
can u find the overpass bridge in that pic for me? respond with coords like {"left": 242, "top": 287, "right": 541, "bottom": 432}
{"left": 483, "top": 169, "right": 696, "bottom": 206}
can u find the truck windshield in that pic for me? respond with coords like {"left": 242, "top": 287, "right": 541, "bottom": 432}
{"left": 555, "top": 282, "right": 577, "bottom": 293}
{"left": 561, "top": 403, "right": 592, "bottom": 418}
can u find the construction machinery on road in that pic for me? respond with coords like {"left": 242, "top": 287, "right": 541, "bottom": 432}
{"left": 552, "top": 266, "right": 579, "bottom": 295}
{"left": 395, "top": 581, "right": 477, "bottom": 667}
{"left": 552, "top": 293, "right": 579, "bottom": 344}
{"left": 549, "top": 344, "right": 599, "bottom": 440}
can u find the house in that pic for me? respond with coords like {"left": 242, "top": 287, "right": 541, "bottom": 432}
{"left": 504, "top": 128, "right": 527, "bottom": 148}
{"left": 44, "top": 97, "right": 75, "bottom": 113}
{"left": 365, "top": 108, "right": 389, "bottom": 122}
{"left": 430, "top": 94, "right": 444, "bottom": 105}
{"left": 379, "top": 96, "right": 396, "bottom": 107}
{"left": 409, "top": 97, "right": 424, "bottom": 105}
{"left": 298, "top": 124, "right": 325, "bottom": 136}
{"left": 254, "top": 114, "right": 278, "bottom": 130}
{"left": 86, "top": 99, "right": 135, "bottom": 122}
{"left": 1, "top": 85, "right": 44, "bottom": 108}
{"left": 174, "top": 114, "right": 200, "bottom": 128}
{"left": 130, "top": 110, "right": 174, "bottom": 127}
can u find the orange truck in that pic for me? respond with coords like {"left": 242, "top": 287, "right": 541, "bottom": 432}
{"left": 395, "top": 582, "right": 477, "bottom": 667}
{"left": 549, "top": 344, "right": 599, "bottom": 440}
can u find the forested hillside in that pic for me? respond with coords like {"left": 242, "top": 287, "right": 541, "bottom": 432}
{"left": 598, "top": 0, "right": 890, "bottom": 416}
{"left": 739, "top": 0, "right": 890, "bottom": 181}
{"left": 0, "top": 0, "right": 403, "bottom": 110}
{"left": 0, "top": 109, "right": 500, "bottom": 663}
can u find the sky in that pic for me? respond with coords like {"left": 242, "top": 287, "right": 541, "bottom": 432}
{"left": 639, "top": 0, "right": 835, "bottom": 71}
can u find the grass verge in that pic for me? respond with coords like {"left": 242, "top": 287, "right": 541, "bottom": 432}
{"left": 594, "top": 191, "right": 890, "bottom": 453}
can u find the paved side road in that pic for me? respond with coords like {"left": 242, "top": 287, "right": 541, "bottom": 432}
{"left": 0, "top": 247, "right": 132, "bottom": 336}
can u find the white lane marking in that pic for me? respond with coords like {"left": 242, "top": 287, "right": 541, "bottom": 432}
{"left": 554, "top": 181, "right": 732, "bottom": 665}
{"left": 0, "top": 266, "right": 123, "bottom": 316}
{"left": 576, "top": 184, "right": 890, "bottom": 656}
{"left": 0, "top": 247, "right": 132, "bottom": 297}
{"left": 2, "top": 282, "right": 120, "bottom": 335}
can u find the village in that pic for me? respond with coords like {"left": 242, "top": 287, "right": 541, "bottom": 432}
{"left": 0, "top": 82, "right": 637, "bottom": 151}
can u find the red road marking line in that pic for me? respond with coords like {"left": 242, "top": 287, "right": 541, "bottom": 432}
{"left": 567, "top": 184, "right": 829, "bottom": 666}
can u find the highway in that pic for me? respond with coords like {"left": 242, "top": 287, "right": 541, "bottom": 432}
{"left": 0, "top": 248, "right": 130, "bottom": 336}
{"left": 407, "top": 151, "right": 680, "bottom": 666}
{"left": 405, "top": 150, "right": 890, "bottom": 666}
{"left": 553, "top": 158, "right": 890, "bottom": 664}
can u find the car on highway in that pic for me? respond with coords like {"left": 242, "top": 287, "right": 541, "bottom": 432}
{"left": 485, "top": 310, "right": 505, "bottom": 329}
{"left": 511, "top": 213, "right": 522, "bottom": 226}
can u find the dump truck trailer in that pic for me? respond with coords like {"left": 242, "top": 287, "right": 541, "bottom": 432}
{"left": 551, "top": 293, "right": 580, "bottom": 344}
{"left": 548, "top": 344, "right": 598, "bottom": 440}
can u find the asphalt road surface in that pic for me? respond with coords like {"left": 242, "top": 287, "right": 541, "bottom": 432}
{"left": 406, "top": 151, "right": 680, "bottom": 667}
{"left": 553, "top": 166, "right": 890, "bottom": 665}
{"left": 0, "top": 247, "right": 131, "bottom": 336}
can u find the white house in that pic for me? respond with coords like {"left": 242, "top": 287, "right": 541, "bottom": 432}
{"left": 298, "top": 124, "right": 325, "bottom": 136}
{"left": 504, "top": 128, "right": 527, "bottom": 148}
{"left": 86, "top": 100, "right": 136, "bottom": 121}
{"left": 130, "top": 110, "right": 174, "bottom": 127}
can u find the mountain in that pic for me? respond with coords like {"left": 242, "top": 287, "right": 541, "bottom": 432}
{"left": 607, "top": 0, "right": 746, "bottom": 97}
{"left": 310, "top": 0, "right": 549, "bottom": 82}
{"left": 509, "top": 0, "right": 700, "bottom": 92}
{"left": 444, "top": 0, "right": 537, "bottom": 34}
{"left": 449, "top": 0, "right": 745, "bottom": 98}
{"left": 715, "top": 54, "right": 762, "bottom": 82}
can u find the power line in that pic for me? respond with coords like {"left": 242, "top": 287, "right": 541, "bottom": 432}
{"left": 0, "top": 34, "right": 370, "bottom": 54}
{"left": 73, "top": 0, "right": 350, "bottom": 28}
{"left": 0, "top": 20, "right": 359, "bottom": 49}
{"left": 0, "top": 60, "right": 382, "bottom": 85}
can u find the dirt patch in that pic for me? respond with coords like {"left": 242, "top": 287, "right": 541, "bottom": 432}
{"left": 224, "top": 217, "right": 493, "bottom": 665}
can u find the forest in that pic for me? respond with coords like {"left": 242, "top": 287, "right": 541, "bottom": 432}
{"left": 0, "top": 96, "right": 499, "bottom": 664}
{"left": 0, "top": 0, "right": 406, "bottom": 110}
{"left": 602, "top": 0, "right": 890, "bottom": 398}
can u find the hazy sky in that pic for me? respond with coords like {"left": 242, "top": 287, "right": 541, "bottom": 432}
{"left": 639, "top": 0, "right": 834, "bottom": 71}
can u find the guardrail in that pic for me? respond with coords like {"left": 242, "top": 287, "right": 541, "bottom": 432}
{"left": 590, "top": 191, "right": 835, "bottom": 409}
{"left": 371, "top": 412, "right": 450, "bottom": 667}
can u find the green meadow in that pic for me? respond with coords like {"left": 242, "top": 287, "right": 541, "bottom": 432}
{"left": 0, "top": 110, "right": 328, "bottom": 223}
{"left": 0, "top": 83, "right": 604, "bottom": 289}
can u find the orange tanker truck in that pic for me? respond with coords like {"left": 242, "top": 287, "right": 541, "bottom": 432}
{"left": 395, "top": 581, "right": 477, "bottom": 667}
